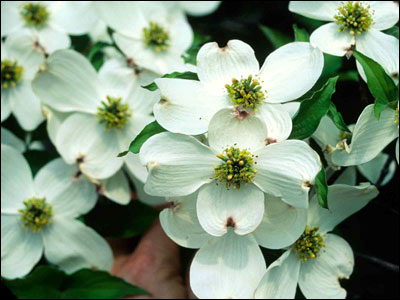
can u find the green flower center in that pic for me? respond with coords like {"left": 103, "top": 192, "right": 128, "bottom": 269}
{"left": 1, "top": 60, "right": 24, "bottom": 89}
{"left": 334, "top": 1, "right": 374, "bottom": 35}
{"left": 294, "top": 226, "right": 325, "bottom": 261}
{"left": 214, "top": 146, "right": 257, "bottom": 189}
{"left": 97, "top": 96, "right": 132, "bottom": 129}
{"left": 143, "top": 22, "right": 170, "bottom": 52}
{"left": 21, "top": 2, "right": 50, "bottom": 28}
{"left": 225, "top": 75, "right": 266, "bottom": 112}
{"left": 19, "top": 197, "right": 53, "bottom": 232}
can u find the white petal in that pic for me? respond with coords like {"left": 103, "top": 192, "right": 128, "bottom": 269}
{"left": 356, "top": 29, "right": 399, "bottom": 81}
{"left": 42, "top": 106, "right": 70, "bottom": 146}
{"left": 369, "top": 1, "right": 399, "bottom": 30}
{"left": 255, "top": 250, "right": 301, "bottom": 299}
{"left": 357, "top": 152, "right": 396, "bottom": 185}
{"left": 1, "top": 215, "right": 43, "bottom": 279}
{"left": 43, "top": 217, "right": 113, "bottom": 273}
{"left": 154, "top": 78, "right": 227, "bottom": 135}
{"left": 288, "top": 1, "right": 340, "bottom": 21}
{"left": 124, "top": 152, "right": 148, "bottom": 184}
{"left": 298, "top": 234, "right": 354, "bottom": 299}
{"left": 254, "top": 140, "right": 321, "bottom": 208}
{"left": 160, "top": 193, "right": 212, "bottom": 249}
{"left": 307, "top": 184, "right": 378, "bottom": 233}
{"left": 208, "top": 108, "right": 268, "bottom": 152}
{"left": 36, "top": 26, "right": 71, "bottom": 53}
{"left": 197, "top": 183, "right": 265, "bottom": 236}
{"left": 254, "top": 194, "right": 307, "bottom": 249}
{"left": 168, "top": 11, "right": 193, "bottom": 53}
{"left": 331, "top": 105, "right": 398, "bottom": 166}
{"left": 313, "top": 116, "right": 341, "bottom": 149}
{"left": 259, "top": 42, "right": 324, "bottom": 103}
{"left": 8, "top": 81, "right": 45, "bottom": 131}
{"left": 32, "top": 49, "right": 100, "bottom": 114}
{"left": 98, "top": 169, "right": 130, "bottom": 205}
{"left": 334, "top": 167, "right": 357, "bottom": 186}
{"left": 51, "top": 1, "right": 98, "bottom": 35}
{"left": 396, "top": 138, "right": 399, "bottom": 164}
{"left": 257, "top": 104, "right": 293, "bottom": 142}
{"left": 113, "top": 32, "right": 186, "bottom": 74}
{"left": 310, "top": 23, "right": 355, "bottom": 57}
{"left": 1, "top": 2, "right": 24, "bottom": 36}
{"left": 1, "top": 92, "right": 11, "bottom": 122}
{"left": 190, "top": 231, "right": 266, "bottom": 299}
{"left": 1, "top": 127, "right": 26, "bottom": 153}
{"left": 56, "top": 113, "right": 124, "bottom": 180}
{"left": 179, "top": 1, "right": 221, "bottom": 16}
{"left": 282, "top": 102, "right": 300, "bottom": 119}
{"left": 125, "top": 168, "right": 166, "bottom": 206}
{"left": 140, "top": 132, "right": 219, "bottom": 197}
{"left": 197, "top": 40, "right": 260, "bottom": 90}
{"left": 1, "top": 144, "right": 33, "bottom": 214}
{"left": 4, "top": 30, "right": 45, "bottom": 79}
{"left": 34, "top": 158, "right": 97, "bottom": 217}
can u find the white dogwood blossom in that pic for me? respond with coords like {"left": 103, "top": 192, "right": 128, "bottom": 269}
{"left": 96, "top": 2, "right": 193, "bottom": 74}
{"left": 141, "top": 108, "right": 320, "bottom": 240}
{"left": 254, "top": 173, "right": 379, "bottom": 299}
{"left": 164, "top": 1, "right": 221, "bottom": 17}
{"left": 1, "top": 1, "right": 98, "bottom": 53}
{"left": 319, "top": 104, "right": 399, "bottom": 166}
{"left": 1, "top": 144, "right": 113, "bottom": 279}
{"left": 289, "top": 1, "right": 399, "bottom": 82}
{"left": 153, "top": 40, "right": 323, "bottom": 135}
{"left": 1, "top": 31, "right": 45, "bottom": 131}
{"left": 160, "top": 189, "right": 308, "bottom": 298}
{"left": 32, "top": 50, "right": 159, "bottom": 182}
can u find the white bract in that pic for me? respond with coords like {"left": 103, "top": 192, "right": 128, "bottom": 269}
{"left": 314, "top": 104, "right": 399, "bottom": 166}
{"left": 255, "top": 175, "right": 379, "bottom": 299}
{"left": 96, "top": 2, "right": 193, "bottom": 74}
{"left": 1, "top": 1, "right": 97, "bottom": 53}
{"left": 1, "top": 31, "right": 45, "bottom": 131}
{"left": 1, "top": 144, "right": 113, "bottom": 279}
{"left": 153, "top": 40, "right": 323, "bottom": 135}
{"left": 313, "top": 115, "right": 397, "bottom": 184}
{"left": 289, "top": 1, "right": 399, "bottom": 82}
{"left": 32, "top": 50, "right": 159, "bottom": 182}
{"left": 164, "top": 1, "right": 221, "bottom": 17}
{"left": 141, "top": 108, "right": 321, "bottom": 240}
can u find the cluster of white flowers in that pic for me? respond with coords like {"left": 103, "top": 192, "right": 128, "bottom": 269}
{"left": 1, "top": 1, "right": 398, "bottom": 299}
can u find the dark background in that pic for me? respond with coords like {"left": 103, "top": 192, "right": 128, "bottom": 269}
{"left": 2, "top": 1, "right": 399, "bottom": 299}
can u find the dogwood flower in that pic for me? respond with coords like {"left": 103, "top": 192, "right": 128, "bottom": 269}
{"left": 160, "top": 188, "right": 309, "bottom": 299}
{"left": 32, "top": 50, "right": 159, "bottom": 182}
{"left": 1, "top": 127, "right": 26, "bottom": 153}
{"left": 153, "top": 40, "right": 323, "bottom": 135}
{"left": 289, "top": 1, "right": 399, "bottom": 82}
{"left": 316, "top": 104, "right": 399, "bottom": 166}
{"left": 141, "top": 108, "right": 320, "bottom": 240}
{"left": 313, "top": 115, "right": 397, "bottom": 184}
{"left": 96, "top": 2, "right": 193, "bottom": 74}
{"left": 254, "top": 176, "right": 379, "bottom": 299}
{"left": 1, "top": 144, "right": 113, "bottom": 279}
{"left": 1, "top": 31, "right": 45, "bottom": 131}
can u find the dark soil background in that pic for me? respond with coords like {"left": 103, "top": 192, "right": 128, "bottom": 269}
{"left": 2, "top": 1, "right": 399, "bottom": 299}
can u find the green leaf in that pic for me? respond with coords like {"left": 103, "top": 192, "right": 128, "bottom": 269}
{"left": 4, "top": 266, "right": 148, "bottom": 299}
{"left": 259, "top": 25, "right": 291, "bottom": 49}
{"left": 142, "top": 71, "right": 199, "bottom": 91}
{"left": 84, "top": 198, "right": 159, "bottom": 238}
{"left": 315, "top": 165, "right": 329, "bottom": 209}
{"left": 118, "top": 121, "right": 166, "bottom": 157}
{"left": 338, "top": 70, "right": 359, "bottom": 82}
{"left": 289, "top": 77, "right": 339, "bottom": 140}
{"left": 353, "top": 50, "right": 397, "bottom": 119}
{"left": 327, "top": 102, "right": 351, "bottom": 133}
{"left": 293, "top": 24, "right": 309, "bottom": 42}
{"left": 87, "top": 42, "right": 113, "bottom": 71}
{"left": 182, "top": 32, "right": 211, "bottom": 65}
{"left": 384, "top": 25, "right": 399, "bottom": 39}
